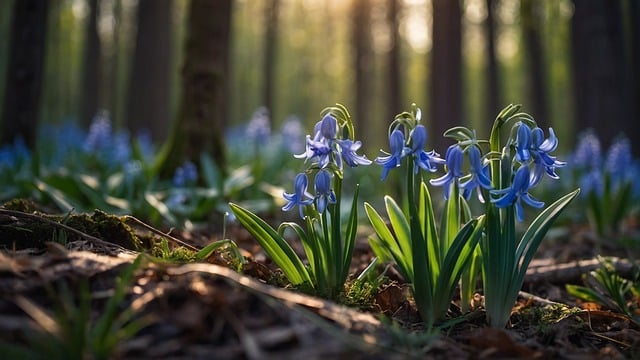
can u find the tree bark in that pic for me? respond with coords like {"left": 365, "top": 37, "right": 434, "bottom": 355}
{"left": 158, "top": 0, "right": 232, "bottom": 179}
{"left": 126, "top": 0, "right": 172, "bottom": 142}
{"left": 485, "top": 0, "right": 500, "bottom": 125}
{"left": 386, "top": 0, "right": 402, "bottom": 124}
{"left": 429, "top": 0, "right": 462, "bottom": 151}
{"left": 80, "top": 0, "right": 101, "bottom": 127}
{"left": 351, "top": 0, "right": 374, "bottom": 142}
{"left": 262, "top": 0, "right": 279, "bottom": 124}
{"left": 1, "top": 0, "right": 49, "bottom": 149}
{"left": 521, "top": 0, "right": 549, "bottom": 130}
{"left": 571, "top": 0, "right": 634, "bottom": 152}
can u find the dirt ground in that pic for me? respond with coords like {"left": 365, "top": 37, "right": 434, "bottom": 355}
{"left": 0, "top": 207, "right": 639, "bottom": 359}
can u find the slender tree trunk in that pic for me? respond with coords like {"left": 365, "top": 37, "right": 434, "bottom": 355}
{"left": 628, "top": 0, "right": 640, "bottom": 156}
{"left": 485, "top": 0, "right": 500, "bottom": 124}
{"left": 386, "top": 0, "right": 402, "bottom": 124}
{"left": 351, "top": 0, "right": 374, "bottom": 142}
{"left": 80, "top": 0, "right": 100, "bottom": 127}
{"left": 521, "top": 0, "right": 549, "bottom": 129}
{"left": 262, "top": 0, "right": 279, "bottom": 124}
{"left": 1, "top": 0, "right": 49, "bottom": 149}
{"left": 571, "top": 0, "right": 633, "bottom": 151}
{"left": 126, "top": 0, "right": 171, "bottom": 142}
{"left": 429, "top": 0, "right": 462, "bottom": 151}
{"left": 158, "top": 0, "right": 232, "bottom": 179}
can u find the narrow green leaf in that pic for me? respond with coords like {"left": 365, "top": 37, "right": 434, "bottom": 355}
{"left": 512, "top": 189, "right": 580, "bottom": 293}
{"left": 364, "top": 202, "right": 412, "bottom": 281}
{"left": 341, "top": 185, "right": 360, "bottom": 284}
{"left": 229, "top": 203, "right": 311, "bottom": 285}
{"left": 385, "top": 195, "right": 413, "bottom": 272}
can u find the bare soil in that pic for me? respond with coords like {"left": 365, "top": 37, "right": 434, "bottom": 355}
{"left": 0, "top": 206, "right": 639, "bottom": 359}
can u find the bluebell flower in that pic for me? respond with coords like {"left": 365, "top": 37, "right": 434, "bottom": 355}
{"left": 491, "top": 166, "right": 544, "bottom": 222}
{"left": 173, "top": 160, "right": 198, "bottom": 187}
{"left": 337, "top": 139, "right": 371, "bottom": 168}
{"left": 282, "top": 173, "right": 314, "bottom": 218}
{"left": 111, "top": 132, "right": 132, "bottom": 167}
{"left": 528, "top": 127, "right": 566, "bottom": 186}
{"left": 515, "top": 123, "right": 566, "bottom": 186}
{"left": 375, "top": 130, "right": 409, "bottom": 181}
{"left": 573, "top": 130, "right": 601, "bottom": 170}
{"left": 314, "top": 170, "right": 336, "bottom": 213}
{"left": 430, "top": 144, "right": 465, "bottom": 199}
{"left": 580, "top": 168, "right": 604, "bottom": 197}
{"left": 604, "top": 137, "right": 632, "bottom": 187}
{"left": 515, "top": 123, "right": 532, "bottom": 163}
{"left": 319, "top": 114, "right": 338, "bottom": 139}
{"left": 280, "top": 116, "right": 305, "bottom": 154}
{"left": 295, "top": 115, "right": 336, "bottom": 168}
{"left": 460, "top": 145, "right": 492, "bottom": 202}
{"left": 409, "top": 125, "right": 444, "bottom": 173}
{"left": 84, "top": 111, "right": 112, "bottom": 153}
{"left": 246, "top": 107, "right": 271, "bottom": 145}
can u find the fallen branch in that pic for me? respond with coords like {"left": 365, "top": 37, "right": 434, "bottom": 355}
{"left": 525, "top": 257, "right": 636, "bottom": 284}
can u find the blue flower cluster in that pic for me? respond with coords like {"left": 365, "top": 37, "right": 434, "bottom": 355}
{"left": 571, "top": 131, "right": 636, "bottom": 197}
{"left": 282, "top": 113, "right": 371, "bottom": 217}
{"left": 375, "top": 121, "right": 566, "bottom": 222}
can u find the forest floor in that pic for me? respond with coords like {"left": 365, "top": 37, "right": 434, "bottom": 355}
{"left": 0, "top": 204, "right": 639, "bottom": 359}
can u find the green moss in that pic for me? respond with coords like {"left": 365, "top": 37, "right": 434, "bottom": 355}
{"left": 0, "top": 203, "right": 142, "bottom": 251}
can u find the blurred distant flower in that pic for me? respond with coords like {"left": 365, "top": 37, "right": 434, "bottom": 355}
{"left": 135, "top": 130, "right": 155, "bottom": 163}
{"left": 246, "top": 107, "right": 271, "bottom": 145}
{"left": 280, "top": 116, "right": 305, "bottom": 154}
{"left": 83, "top": 111, "right": 112, "bottom": 153}
{"left": 173, "top": 160, "right": 198, "bottom": 187}
{"left": 580, "top": 169, "right": 604, "bottom": 197}
{"left": 604, "top": 136, "right": 633, "bottom": 187}
{"left": 0, "top": 138, "right": 30, "bottom": 170}
{"left": 112, "top": 133, "right": 132, "bottom": 167}
{"left": 573, "top": 130, "right": 602, "bottom": 170}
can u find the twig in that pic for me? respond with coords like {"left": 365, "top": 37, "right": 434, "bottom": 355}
{"left": 525, "top": 257, "right": 635, "bottom": 284}
{"left": 0, "top": 209, "right": 125, "bottom": 250}
{"left": 123, "top": 215, "right": 199, "bottom": 252}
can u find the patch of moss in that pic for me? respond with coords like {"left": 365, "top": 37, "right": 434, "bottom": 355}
{"left": 0, "top": 205, "right": 142, "bottom": 251}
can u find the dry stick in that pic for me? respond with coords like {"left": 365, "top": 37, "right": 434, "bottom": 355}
{"left": 0, "top": 208, "right": 125, "bottom": 250}
{"left": 123, "top": 215, "right": 199, "bottom": 252}
{"left": 525, "top": 257, "right": 635, "bottom": 284}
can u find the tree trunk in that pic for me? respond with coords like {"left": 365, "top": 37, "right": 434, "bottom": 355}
{"left": 262, "top": 0, "right": 279, "bottom": 124}
{"left": 126, "top": 0, "right": 172, "bottom": 142}
{"left": 386, "top": 0, "right": 402, "bottom": 124}
{"left": 571, "top": 0, "right": 633, "bottom": 151}
{"left": 485, "top": 0, "right": 500, "bottom": 125}
{"left": 158, "top": 0, "right": 232, "bottom": 179}
{"left": 429, "top": 0, "right": 462, "bottom": 151}
{"left": 521, "top": 0, "right": 549, "bottom": 129}
{"left": 351, "top": 0, "right": 373, "bottom": 142}
{"left": 80, "top": 0, "right": 101, "bottom": 127}
{"left": 1, "top": 0, "right": 49, "bottom": 149}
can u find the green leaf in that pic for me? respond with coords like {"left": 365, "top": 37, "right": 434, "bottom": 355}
{"left": 229, "top": 203, "right": 311, "bottom": 285}
{"left": 384, "top": 195, "right": 413, "bottom": 272}
{"left": 364, "top": 202, "right": 411, "bottom": 281}
{"left": 200, "top": 152, "right": 221, "bottom": 189}
{"left": 443, "top": 126, "right": 474, "bottom": 141}
{"left": 513, "top": 189, "right": 580, "bottom": 292}
{"left": 341, "top": 185, "right": 360, "bottom": 284}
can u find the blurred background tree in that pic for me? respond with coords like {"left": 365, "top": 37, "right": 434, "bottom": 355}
{"left": 1, "top": 0, "right": 638, "bottom": 170}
